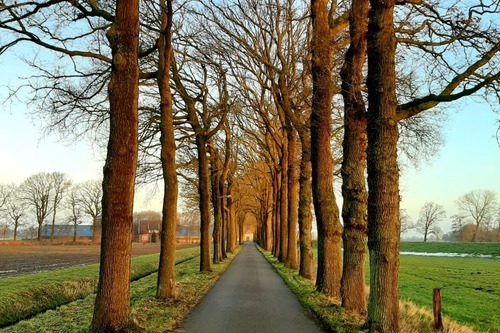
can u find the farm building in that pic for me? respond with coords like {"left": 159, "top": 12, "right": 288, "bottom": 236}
{"left": 41, "top": 225, "right": 93, "bottom": 239}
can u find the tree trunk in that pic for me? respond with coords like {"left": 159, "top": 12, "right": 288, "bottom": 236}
{"left": 14, "top": 224, "right": 18, "bottom": 241}
{"left": 273, "top": 171, "right": 281, "bottom": 257}
{"left": 198, "top": 135, "right": 212, "bottom": 272}
{"left": 298, "top": 126, "right": 314, "bottom": 280}
{"left": 156, "top": 0, "right": 178, "bottom": 300}
{"left": 37, "top": 218, "right": 42, "bottom": 241}
{"left": 91, "top": 0, "right": 139, "bottom": 330}
{"left": 51, "top": 196, "right": 57, "bottom": 242}
{"left": 366, "top": 0, "right": 400, "bottom": 330}
{"left": 285, "top": 127, "right": 299, "bottom": 270}
{"left": 226, "top": 182, "right": 237, "bottom": 252}
{"left": 210, "top": 147, "right": 222, "bottom": 264}
{"left": 340, "top": 0, "right": 369, "bottom": 315}
{"left": 265, "top": 183, "right": 274, "bottom": 251}
{"left": 220, "top": 173, "right": 227, "bottom": 259}
{"left": 278, "top": 131, "right": 289, "bottom": 263}
{"left": 311, "top": 0, "right": 343, "bottom": 299}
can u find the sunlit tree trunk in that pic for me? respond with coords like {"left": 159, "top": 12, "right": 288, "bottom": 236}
{"left": 297, "top": 125, "right": 314, "bottom": 280}
{"left": 198, "top": 136, "right": 212, "bottom": 271}
{"left": 272, "top": 170, "right": 281, "bottom": 257}
{"left": 210, "top": 143, "right": 222, "bottom": 264}
{"left": 156, "top": 0, "right": 178, "bottom": 300}
{"left": 310, "top": 0, "right": 343, "bottom": 299}
{"left": 278, "top": 132, "right": 289, "bottom": 262}
{"left": 91, "top": 0, "right": 139, "bottom": 330}
{"left": 265, "top": 183, "right": 274, "bottom": 251}
{"left": 340, "top": 0, "right": 369, "bottom": 315}
{"left": 285, "top": 126, "right": 299, "bottom": 270}
{"left": 366, "top": 0, "right": 400, "bottom": 330}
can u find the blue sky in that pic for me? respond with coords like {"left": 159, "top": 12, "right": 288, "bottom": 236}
{"left": 400, "top": 103, "right": 500, "bottom": 234}
{"left": 1, "top": 52, "right": 499, "bottom": 234}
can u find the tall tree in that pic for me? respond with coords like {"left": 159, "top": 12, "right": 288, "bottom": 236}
{"left": 156, "top": 0, "right": 178, "bottom": 300}
{"left": 171, "top": 54, "right": 228, "bottom": 272}
{"left": 340, "top": 0, "right": 369, "bottom": 315}
{"left": 366, "top": 0, "right": 400, "bottom": 330}
{"left": 91, "top": 0, "right": 140, "bottom": 330}
{"left": 417, "top": 202, "right": 446, "bottom": 242}
{"left": 310, "top": 0, "right": 344, "bottom": 298}
{"left": 20, "top": 172, "right": 53, "bottom": 241}
{"left": 455, "top": 190, "right": 498, "bottom": 242}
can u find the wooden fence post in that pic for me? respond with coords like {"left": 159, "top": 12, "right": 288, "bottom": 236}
{"left": 433, "top": 288, "right": 443, "bottom": 330}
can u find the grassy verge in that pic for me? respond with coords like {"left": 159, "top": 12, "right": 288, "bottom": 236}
{"left": 259, "top": 246, "right": 492, "bottom": 333}
{"left": 400, "top": 242, "right": 500, "bottom": 257}
{"left": 0, "top": 247, "right": 199, "bottom": 328}
{"left": 0, "top": 247, "right": 239, "bottom": 333}
{"left": 399, "top": 255, "right": 500, "bottom": 332}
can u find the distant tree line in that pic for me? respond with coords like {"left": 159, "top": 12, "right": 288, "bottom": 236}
{"left": 0, "top": 174, "right": 102, "bottom": 243}
{"left": 401, "top": 189, "right": 499, "bottom": 242}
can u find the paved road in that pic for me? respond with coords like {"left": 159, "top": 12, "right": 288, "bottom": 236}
{"left": 176, "top": 242, "right": 323, "bottom": 333}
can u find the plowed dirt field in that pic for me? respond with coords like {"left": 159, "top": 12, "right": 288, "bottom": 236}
{"left": 0, "top": 242, "right": 162, "bottom": 278}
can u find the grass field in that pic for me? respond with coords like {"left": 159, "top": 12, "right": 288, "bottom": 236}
{"left": 400, "top": 242, "right": 500, "bottom": 257}
{"left": 0, "top": 247, "right": 200, "bottom": 328}
{"left": 399, "top": 256, "right": 500, "bottom": 332}
{"left": 306, "top": 241, "right": 500, "bottom": 332}
{"left": 0, "top": 248, "right": 239, "bottom": 333}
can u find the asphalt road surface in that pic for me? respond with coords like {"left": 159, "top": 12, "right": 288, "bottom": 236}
{"left": 176, "top": 242, "right": 323, "bottom": 333}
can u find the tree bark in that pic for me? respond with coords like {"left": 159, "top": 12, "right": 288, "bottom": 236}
{"left": 366, "top": 0, "right": 400, "bottom": 330}
{"left": 91, "top": 0, "right": 139, "bottom": 330}
{"left": 310, "top": 0, "right": 343, "bottom": 299}
{"left": 210, "top": 144, "right": 222, "bottom": 264}
{"left": 278, "top": 132, "right": 289, "bottom": 263}
{"left": 272, "top": 170, "right": 281, "bottom": 257}
{"left": 197, "top": 135, "right": 212, "bottom": 271}
{"left": 265, "top": 183, "right": 274, "bottom": 251}
{"left": 156, "top": 0, "right": 178, "bottom": 300}
{"left": 297, "top": 125, "right": 314, "bottom": 280}
{"left": 285, "top": 126, "right": 299, "bottom": 270}
{"left": 340, "top": 0, "right": 369, "bottom": 315}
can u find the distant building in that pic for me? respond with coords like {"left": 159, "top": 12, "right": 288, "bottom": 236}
{"left": 41, "top": 225, "right": 93, "bottom": 239}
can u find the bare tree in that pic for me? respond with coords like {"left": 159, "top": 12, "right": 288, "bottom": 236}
{"left": 5, "top": 185, "right": 27, "bottom": 241}
{"left": 20, "top": 172, "right": 53, "bottom": 241}
{"left": 66, "top": 185, "right": 83, "bottom": 243}
{"left": 340, "top": 0, "right": 369, "bottom": 315}
{"left": 91, "top": 0, "right": 140, "bottom": 330}
{"left": 155, "top": 0, "right": 179, "bottom": 300}
{"left": 0, "top": 185, "right": 12, "bottom": 212}
{"left": 171, "top": 37, "right": 229, "bottom": 271}
{"left": 416, "top": 202, "right": 446, "bottom": 242}
{"left": 399, "top": 209, "right": 415, "bottom": 235}
{"left": 76, "top": 180, "right": 102, "bottom": 244}
{"left": 311, "top": 0, "right": 347, "bottom": 299}
{"left": 366, "top": 0, "right": 400, "bottom": 329}
{"left": 49, "top": 172, "right": 71, "bottom": 242}
{"left": 455, "top": 190, "right": 498, "bottom": 242}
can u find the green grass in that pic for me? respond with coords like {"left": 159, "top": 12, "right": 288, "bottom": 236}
{"left": 310, "top": 242, "right": 499, "bottom": 332}
{"left": 399, "top": 256, "right": 500, "bottom": 332}
{"left": 0, "top": 247, "right": 199, "bottom": 328}
{"left": 0, "top": 248, "right": 238, "bottom": 333}
{"left": 400, "top": 242, "right": 500, "bottom": 257}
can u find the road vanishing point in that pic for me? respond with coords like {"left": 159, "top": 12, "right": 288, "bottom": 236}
{"left": 176, "top": 242, "right": 323, "bottom": 333}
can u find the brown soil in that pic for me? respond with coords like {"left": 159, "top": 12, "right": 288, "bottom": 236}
{"left": 0, "top": 242, "right": 162, "bottom": 278}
